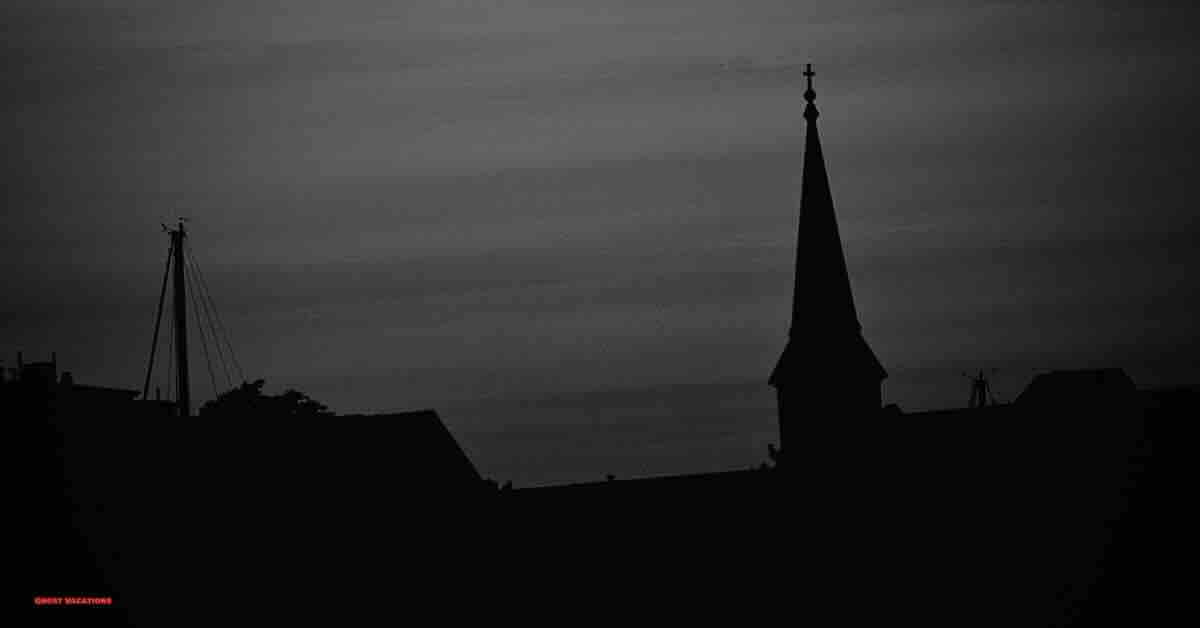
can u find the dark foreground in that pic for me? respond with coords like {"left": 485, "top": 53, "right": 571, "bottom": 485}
{"left": 16, "top": 384, "right": 1195, "bottom": 625}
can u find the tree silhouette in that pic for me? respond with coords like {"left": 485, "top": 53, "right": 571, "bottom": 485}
{"left": 199, "top": 379, "right": 334, "bottom": 418}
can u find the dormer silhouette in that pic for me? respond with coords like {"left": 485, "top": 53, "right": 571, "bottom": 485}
{"left": 769, "top": 65, "right": 887, "bottom": 458}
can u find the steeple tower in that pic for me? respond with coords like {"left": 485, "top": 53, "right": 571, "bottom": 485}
{"left": 769, "top": 64, "right": 887, "bottom": 459}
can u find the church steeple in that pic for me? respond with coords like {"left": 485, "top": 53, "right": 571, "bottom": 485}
{"left": 787, "top": 63, "right": 861, "bottom": 338}
{"left": 769, "top": 64, "right": 887, "bottom": 456}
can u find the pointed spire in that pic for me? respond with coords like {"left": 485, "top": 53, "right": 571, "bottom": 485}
{"left": 788, "top": 63, "right": 860, "bottom": 338}
{"left": 770, "top": 63, "right": 886, "bottom": 390}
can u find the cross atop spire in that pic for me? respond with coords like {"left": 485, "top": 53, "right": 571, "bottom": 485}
{"left": 803, "top": 63, "right": 818, "bottom": 120}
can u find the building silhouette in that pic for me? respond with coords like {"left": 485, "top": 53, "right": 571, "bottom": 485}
{"left": 769, "top": 65, "right": 887, "bottom": 461}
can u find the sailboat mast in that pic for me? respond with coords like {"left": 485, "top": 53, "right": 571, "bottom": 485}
{"left": 171, "top": 221, "right": 191, "bottom": 417}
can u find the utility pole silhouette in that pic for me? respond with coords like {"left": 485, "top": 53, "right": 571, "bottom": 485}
{"left": 170, "top": 220, "right": 191, "bottom": 417}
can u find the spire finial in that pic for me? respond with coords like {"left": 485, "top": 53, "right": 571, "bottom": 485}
{"left": 803, "top": 63, "right": 816, "bottom": 103}
{"left": 803, "top": 63, "right": 818, "bottom": 120}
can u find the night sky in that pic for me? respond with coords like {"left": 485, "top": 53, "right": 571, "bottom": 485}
{"left": 5, "top": 1, "right": 1198, "bottom": 486}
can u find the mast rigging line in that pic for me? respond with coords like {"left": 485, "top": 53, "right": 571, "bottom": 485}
{"left": 165, "top": 299, "right": 175, "bottom": 405}
{"left": 188, "top": 254, "right": 233, "bottom": 390}
{"left": 183, "top": 244, "right": 220, "bottom": 404}
{"left": 186, "top": 244, "right": 246, "bottom": 385}
{"left": 184, "top": 247, "right": 234, "bottom": 390}
{"left": 142, "top": 238, "right": 174, "bottom": 400}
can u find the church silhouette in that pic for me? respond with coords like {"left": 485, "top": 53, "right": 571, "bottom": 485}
{"left": 769, "top": 64, "right": 889, "bottom": 458}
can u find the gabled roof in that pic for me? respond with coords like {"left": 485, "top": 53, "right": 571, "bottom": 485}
{"left": 336, "top": 409, "right": 482, "bottom": 488}
{"left": 1015, "top": 369, "right": 1136, "bottom": 406}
